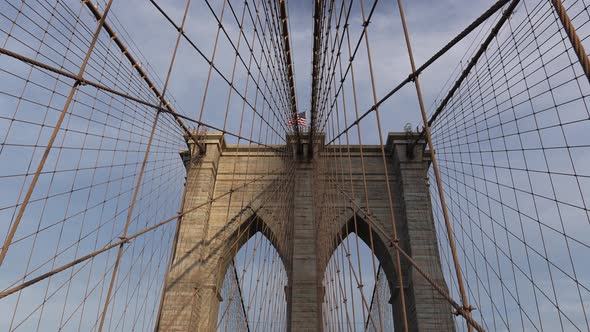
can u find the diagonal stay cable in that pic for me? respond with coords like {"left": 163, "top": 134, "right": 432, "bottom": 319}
{"left": 0, "top": 170, "right": 286, "bottom": 300}
{"left": 325, "top": 0, "right": 511, "bottom": 146}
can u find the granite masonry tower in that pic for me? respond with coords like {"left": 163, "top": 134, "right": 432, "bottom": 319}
{"left": 156, "top": 132, "right": 454, "bottom": 331}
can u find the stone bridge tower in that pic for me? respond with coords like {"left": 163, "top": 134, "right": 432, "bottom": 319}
{"left": 156, "top": 132, "right": 455, "bottom": 331}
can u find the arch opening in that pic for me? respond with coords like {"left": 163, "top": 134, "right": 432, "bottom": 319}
{"left": 216, "top": 227, "right": 288, "bottom": 331}
{"left": 322, "top": 222, "right": 396, "bottom": 332}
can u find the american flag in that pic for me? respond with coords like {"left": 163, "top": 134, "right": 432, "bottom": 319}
{"left": 287, "top": 112, "right": 307, "bottom": 127}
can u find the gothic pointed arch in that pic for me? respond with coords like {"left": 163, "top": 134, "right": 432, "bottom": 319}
{"left": 322, "top": 212, "right": 399, "bottom": 331}
{"left": 216, "top": 214, "right": 289, "bottom": 331}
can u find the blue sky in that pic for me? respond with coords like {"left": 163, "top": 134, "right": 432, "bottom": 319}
{"left": 1, "top": 0, "right": 590, "bottom": 331}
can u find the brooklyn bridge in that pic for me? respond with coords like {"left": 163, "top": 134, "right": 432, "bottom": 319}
{"left": 0, "top": 0, "right": 589, "bottom": 331}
